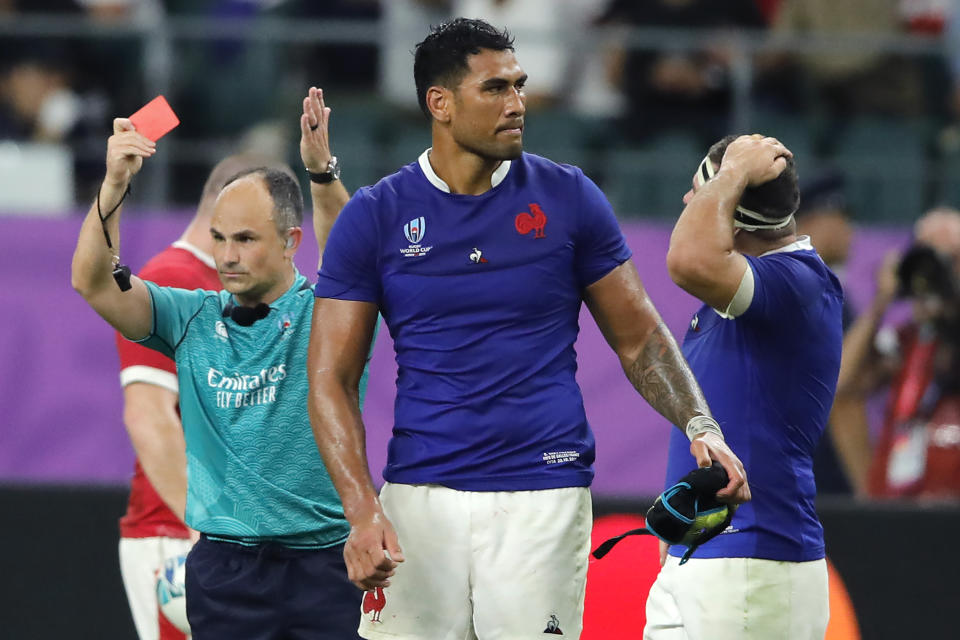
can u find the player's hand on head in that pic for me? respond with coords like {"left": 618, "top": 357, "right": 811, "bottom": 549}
{"left": 344, "top": 509, "right": 405, "bottom": 591}
{"left": 300, "top": 86, "right": 333, "bottom": 173}
{"left": 689, "top": 432, "right": 751, "bottom": 504}
{"left": 720, "top": 134, "right": 792, "bottom": 188}
{"left": 105, "top": 117, "right": 155, "bottom": 186}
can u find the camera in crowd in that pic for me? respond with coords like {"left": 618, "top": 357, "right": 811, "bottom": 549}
{"left": 897, "top": 244, "right": 959, "bottom": 304}
{"left": 897, "top": 243, "right": 960, "bottom": 389}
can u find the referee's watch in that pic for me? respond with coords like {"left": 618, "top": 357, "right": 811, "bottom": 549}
{"left": 306, "top": 156, "right": 340, "bottom": 184}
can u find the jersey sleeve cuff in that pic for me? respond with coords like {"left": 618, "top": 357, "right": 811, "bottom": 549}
{"left": 119, "top": 366, "right": 178, "bottom": 393}
{"left": 714, "top": 263, "right": 755, "bottom": 320}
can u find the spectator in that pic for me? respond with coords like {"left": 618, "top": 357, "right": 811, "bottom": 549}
{"left": 796, "top": 171, "right": 855, "bottom": 326}
{"left": 452, "top": 0, "right": 576, "bottom": 109}
{"left": 763, "top": 0, "right": 925, "bottom": 151}
{"left": 281, "top": 0, "right": 381, "bottom": 90}
{"left": 600, "top": 0, "right": 766, "bottom": 146}
{"left": 559, "top": 0, "right": 628, "bottom": 121}
{"left": 0, "top": 55, "right": 82, "bottom": 143}
{"left": 834, "top": 208, "right": 960, "bottom": 499}
{"left": 380, "top": 0, "right": 452, "bottom": 112}
{"left": 939, "top": 3, "right": 960, "bottom": 152}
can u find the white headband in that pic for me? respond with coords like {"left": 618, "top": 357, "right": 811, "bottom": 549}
{"left": 696, "top": 155, "right": 794, "bottom": 231}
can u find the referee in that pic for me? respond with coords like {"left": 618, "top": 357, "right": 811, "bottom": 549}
{"left": 72, "top": 88, "right": 368, "bottom": 639}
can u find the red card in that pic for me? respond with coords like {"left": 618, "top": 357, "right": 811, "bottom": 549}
{"left": 129, "top": 95, "right": 180, "bottom": 142}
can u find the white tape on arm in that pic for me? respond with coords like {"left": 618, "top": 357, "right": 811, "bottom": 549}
{"left": 685, "top": 415, "right": 724, "bottom": 442}
{"left": 715, "top": 264, "right": 755, "bottom": 320}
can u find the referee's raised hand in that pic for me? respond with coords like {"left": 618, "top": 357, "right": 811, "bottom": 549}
{"left": 105, "top": 118, "right": 155, "bottom": 187}
{"left": 300, "top": 86, "right": 332, "bottom": 173}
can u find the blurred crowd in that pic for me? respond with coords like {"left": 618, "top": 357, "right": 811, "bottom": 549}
{"left": 2, "top": 0, "right": 960, "bottom": 204}
{"left": 4, "top": 0, "right": 960, "bottom": 502}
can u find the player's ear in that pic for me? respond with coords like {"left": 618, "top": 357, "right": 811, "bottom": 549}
{"left": 426, "top": 86, "right": 451, "bottom": 124}
{"left": 283, "top": 227, "right": 302, "bottom": 257}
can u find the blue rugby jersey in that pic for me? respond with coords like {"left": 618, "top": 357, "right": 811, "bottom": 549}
{"left": 315, "top": 151, "right": 631, "bottom": 491}
{"left": 665, "top": 239, "right": 843, "bottom": 562}
{"left": 137, "top": 273, "right": 370, "bottom": 548}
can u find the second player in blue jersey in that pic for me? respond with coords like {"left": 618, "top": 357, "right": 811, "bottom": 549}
{"left": 648, "top": 134, "right": 843, "bottom": 640}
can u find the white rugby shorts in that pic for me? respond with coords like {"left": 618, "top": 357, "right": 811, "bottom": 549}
{"left": 358, "top": 483, "right": 592, "bottom": 640}
{"left": 644, "top": 555, "right": 829, "bottom": 640}
{"left": 119, "top": 536, "right": 194, "bottom": 640}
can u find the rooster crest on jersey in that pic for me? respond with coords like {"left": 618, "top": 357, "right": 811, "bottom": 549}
{"left": 404, "top": 216, "right": 426, "bottom": 244}
{"left": 515, "top": 203, "right": 548, "bottom": 239}
{"left": 363, "top": 587, "right": 386, "bottom": 623}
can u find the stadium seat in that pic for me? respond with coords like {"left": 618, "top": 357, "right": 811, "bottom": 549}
{"left": 601, "top": 132, "right": 702, "bottom": 219}
{"left": 377, "top": 116, "right": 431, "bottom": 181}
{"left": 749, "top": 110, "right": 814, "bottom": 162}
{"left": 830, "top": 117, "right": 929, "bottom": 222}
{"left": 328, "top": 98, "right": 387, "bottom": 190}
{"left": 930, "top": 136, "right": 960, "bottom": 209}
{"left": 521, "top": 108, "right": 593, "bottom": 168}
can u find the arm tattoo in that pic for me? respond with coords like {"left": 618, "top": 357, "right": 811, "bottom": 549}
{"left": 626, "top": 322, "right": 711, "bottom": 428}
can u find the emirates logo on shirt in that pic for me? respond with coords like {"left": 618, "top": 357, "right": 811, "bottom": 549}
{"left": 208, "top": 365, "right": 286, "bottom": 408}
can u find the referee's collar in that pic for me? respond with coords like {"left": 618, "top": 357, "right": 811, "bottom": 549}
{"left": 418, "top": 149, "right": 511, "bottom": 194}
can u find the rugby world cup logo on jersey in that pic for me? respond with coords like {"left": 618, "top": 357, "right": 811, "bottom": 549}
{"left": 404, "top": 216, "right": 425, "bottom": 244}
{"left": 400, "top": 216, "right": 433, "bottom": 258}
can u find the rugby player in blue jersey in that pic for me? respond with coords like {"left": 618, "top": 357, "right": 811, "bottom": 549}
{"left": 646, "top": 134, "right": 843, "bottom": 639}
{"left": 72, "top": 88, "right": 368, "bottom": 639}
{"left": 307, "top": 18, "right": 750, "bottom": 640}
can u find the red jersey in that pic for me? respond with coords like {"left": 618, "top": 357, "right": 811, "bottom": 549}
{"left": 117, "top": 241, "right": 221, "bottom": 538}
{"left": 869, "top": 325, "right": 960, "bottom": 499}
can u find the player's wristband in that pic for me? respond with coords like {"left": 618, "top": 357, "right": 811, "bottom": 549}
{"left": 685, "top": 415, "right": 724, "bottom": 442}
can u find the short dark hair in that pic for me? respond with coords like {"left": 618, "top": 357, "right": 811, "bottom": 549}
{"left": 707, "top": 134, "right": 800, "bottom": 222}
{"left": 222, "top": 167, "right": 304, "bottom": 233}
{"left": 413, "top": 17, "right": 514, "bottom": 118}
